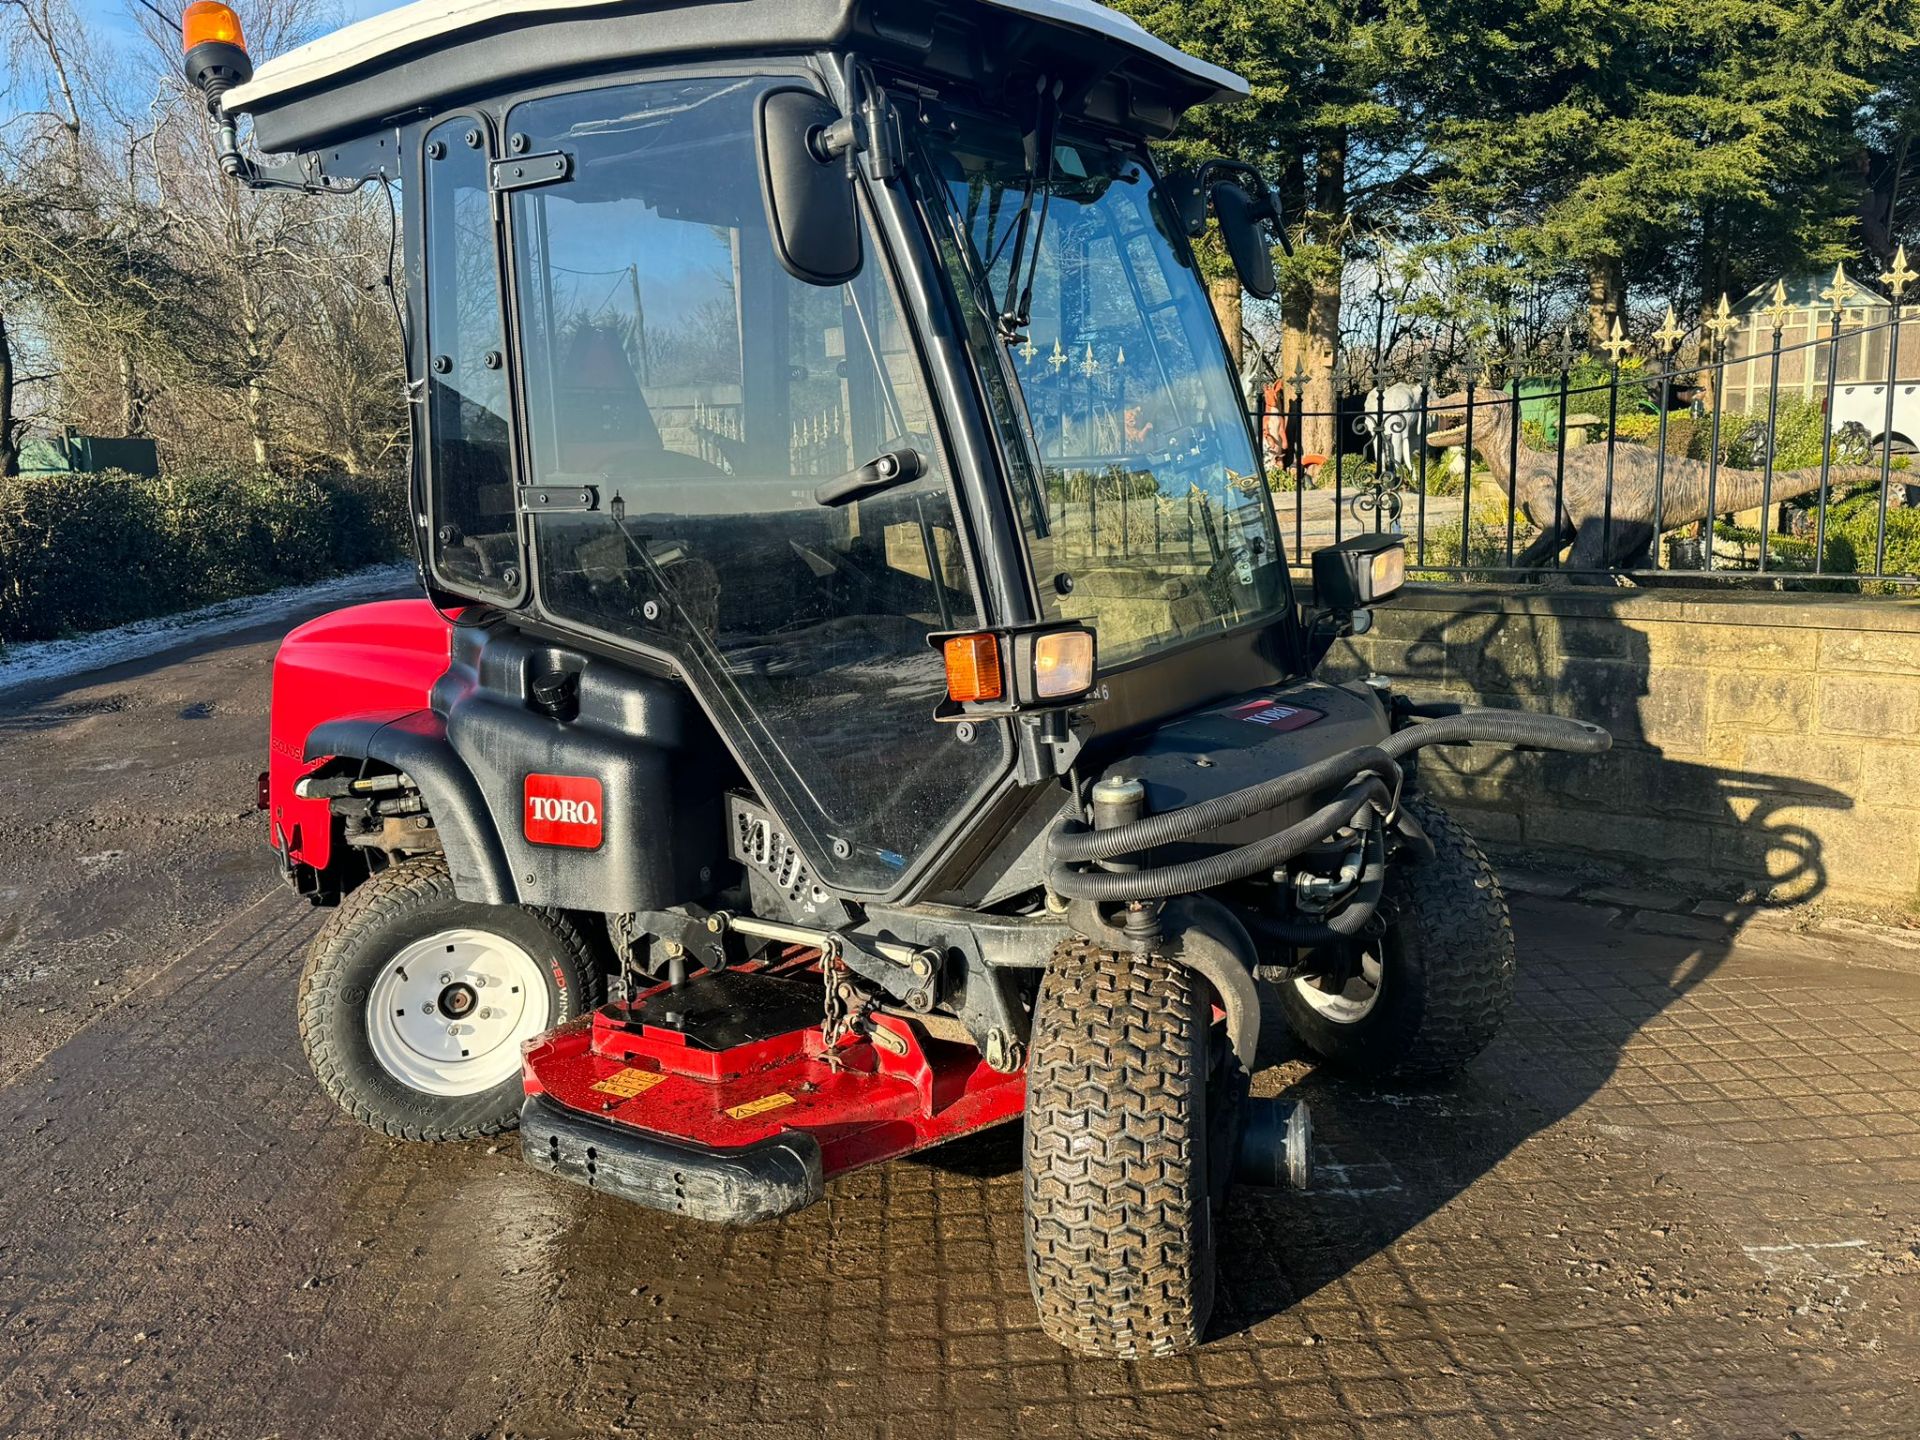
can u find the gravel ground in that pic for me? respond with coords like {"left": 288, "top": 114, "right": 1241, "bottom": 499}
{"left": 3, "top": 618, "right": 1918, "bottom": 1439}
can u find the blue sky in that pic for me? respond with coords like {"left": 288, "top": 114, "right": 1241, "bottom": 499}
{"left": 0, "top": 0, "right": 404, "bottom": 93}
{"left": 68, "top": 0, "right": 402, "bottom": 49}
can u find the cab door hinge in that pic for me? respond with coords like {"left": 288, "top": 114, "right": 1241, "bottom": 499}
{"left": 490, "top": 150, "right": 573, "bottom": 192}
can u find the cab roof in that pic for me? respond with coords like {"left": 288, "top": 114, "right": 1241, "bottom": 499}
{"left": 224, "top": 0, "right": 1248, "bottom": 153}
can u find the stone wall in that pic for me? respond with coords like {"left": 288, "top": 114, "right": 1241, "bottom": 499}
{"left": 1321, "top": 584, "right": 1920, "bottom": 909}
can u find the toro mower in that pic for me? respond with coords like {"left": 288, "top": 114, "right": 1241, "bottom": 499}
{"left": 189, "top": 0, "right": 1610, "bottom": 1356}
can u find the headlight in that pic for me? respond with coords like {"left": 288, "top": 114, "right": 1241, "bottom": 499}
{"left": 1312, "top": 534, "right": 1406, "bottom": 611}
{"left": 1366, "top": 543, "right": 1405, "bottom": 601}
{"left": 1031, "top": 629, "right": 1096, "bottom": 698}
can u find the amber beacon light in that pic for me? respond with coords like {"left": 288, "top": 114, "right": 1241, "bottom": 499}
{"left": 182, "top": 2, "right": 253, "bottom": 106}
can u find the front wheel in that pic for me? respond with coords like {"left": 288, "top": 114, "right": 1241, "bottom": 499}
{"left": 1023, "top": 941, "right": 1220, "bottom": 1358}
{"left": 298, "top": 857, "right": 596, "bottom": 1141}
{"left": 1277, "top": 794, "right": 1514, "bottom": 1083}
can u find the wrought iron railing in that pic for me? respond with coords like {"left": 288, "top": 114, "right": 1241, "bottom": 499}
{"left": 1256, "top": 254, "right": 1920, "bottom": 587}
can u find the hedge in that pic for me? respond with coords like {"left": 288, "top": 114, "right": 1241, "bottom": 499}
{"left": 1822, "top": 491, "right": 1920, "bottom": 591}
{"left": 0, "top": 467, "right": 409, "bottom": 645}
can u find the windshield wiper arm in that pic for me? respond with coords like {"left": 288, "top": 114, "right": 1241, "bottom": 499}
{"left": 996, "top": 77, "right": 1062, "bottom": 341}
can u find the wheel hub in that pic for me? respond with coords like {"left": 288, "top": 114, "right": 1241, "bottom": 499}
{"left": 1293, "top": 943, "right": 1384, "bottom": 1024}
{"left": 365, "top": 928, "right": 551, "bottom": 1096}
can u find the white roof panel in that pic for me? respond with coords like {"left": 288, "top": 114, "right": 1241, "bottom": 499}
{"left": 224, "top": 0, "right": 1247, "bottom": 113}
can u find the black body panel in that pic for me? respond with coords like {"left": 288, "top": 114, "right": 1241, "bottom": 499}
{"left": 431, "top": 618, "right": 734, "bottom": 912}
{"left": 605, "top": 970, "right": 825, "bottom": 1049}
{"left": 305, "top": 707, "right": 517, "bottom": 903}
{"left": 522, "top": 1093, "right": 823, "bottom": 1222}
{"left": 1096, "top": 680, "right": 1390, "bottom": 847}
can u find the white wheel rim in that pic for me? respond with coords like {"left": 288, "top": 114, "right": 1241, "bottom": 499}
{"left": 365, "top": 928, "right": 550, "bottom": 1096}
{"left": 1294, "top": 946, "right": 1384, "bottom": 1025}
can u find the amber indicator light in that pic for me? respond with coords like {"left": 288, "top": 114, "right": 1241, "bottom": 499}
{"left": 943, "top": 633, "right": 1004, "bottom": 704}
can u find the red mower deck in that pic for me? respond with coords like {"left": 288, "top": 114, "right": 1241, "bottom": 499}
{"left": 521, "top": 963, "right": 1027, "bottom": 1221}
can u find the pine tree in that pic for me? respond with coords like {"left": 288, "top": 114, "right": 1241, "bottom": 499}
{"left": 1112, "top": 0, "right": 1435, "bottom": 449}
{"left": 1413, "top": 0, "right": 1916, "bottom": 349}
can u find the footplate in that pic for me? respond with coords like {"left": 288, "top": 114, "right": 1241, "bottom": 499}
{"left": 521, "top": 1093, "right": 823, "bottom": 1223}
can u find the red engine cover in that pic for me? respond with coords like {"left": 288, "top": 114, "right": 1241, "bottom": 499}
{"left": 267, "top": 599, "right": 454, "bottom": 871}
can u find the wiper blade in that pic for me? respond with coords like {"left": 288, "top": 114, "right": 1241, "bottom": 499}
{"left": 997, "top": 77, "right": 1062, "bottom": 341}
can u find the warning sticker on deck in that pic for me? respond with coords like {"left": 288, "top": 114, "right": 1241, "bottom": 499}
{"left": 725, "top": 1093, "right": 797, "bottom": 1121}
{"left": 590, "top": 1068, "right": 667, "bottom": 1099}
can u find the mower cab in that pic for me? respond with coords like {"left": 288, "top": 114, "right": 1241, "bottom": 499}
{"left": 197, "top": 0, "right": 1610, "bottom": 1358}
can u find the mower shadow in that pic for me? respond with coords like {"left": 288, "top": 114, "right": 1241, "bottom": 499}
{"left": 1202, "top": 595, "right": 1851, "bottom": 1343}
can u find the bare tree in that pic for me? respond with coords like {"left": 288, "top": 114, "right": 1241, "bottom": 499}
{"left": 0, "top": 0, "right": 404, "bottom": 481}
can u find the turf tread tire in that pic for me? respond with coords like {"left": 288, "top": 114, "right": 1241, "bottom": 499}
{"left": 299, "top": 857, "right": 596, "bottom": 1142}
{"left": 1024, "top": 940, "right": 1214, "bottom": 1359}
{"left": 1280, "top": 793, "right": 1514, "bottom": 1082}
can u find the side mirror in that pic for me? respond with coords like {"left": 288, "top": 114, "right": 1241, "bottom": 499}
{"left": 1211, "top": 182, "right": 1277, "bottom": 300}
{"left": 1312, "top": 534, "right": 1405, "bottom": 612}
{"left": 755, "top": 87, "right": 862, "bottom": 287}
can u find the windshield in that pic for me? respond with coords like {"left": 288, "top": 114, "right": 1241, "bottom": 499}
{"left": 921, "top": 123, "right": 1285, "bottom": 665}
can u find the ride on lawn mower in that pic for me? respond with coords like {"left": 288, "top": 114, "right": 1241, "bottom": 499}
{"left": 188, "top": 0, "right": 1611, "bottom": 1356}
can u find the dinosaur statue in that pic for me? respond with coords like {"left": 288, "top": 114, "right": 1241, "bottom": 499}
{"left": 1425, "top": 393, "right": 1888, "bottom": 573}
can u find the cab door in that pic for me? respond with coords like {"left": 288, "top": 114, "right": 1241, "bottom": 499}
{"left": 503, "top": 72, "right": 1009, "bottom": 895}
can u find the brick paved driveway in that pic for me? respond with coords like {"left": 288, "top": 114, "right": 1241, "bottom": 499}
{"left": 3, "top": 632, "right": 1917, "bottom": 1439}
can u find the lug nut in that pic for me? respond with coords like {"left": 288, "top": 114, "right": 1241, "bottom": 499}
{"left": 439, "top": 972, "right": 452, "bottom": 985}
{"left": 479, "top": 1008, "right": 492, "bottom": 1020}
{"left": 421, "top": 1001, "right": 435, "bottom": 1015}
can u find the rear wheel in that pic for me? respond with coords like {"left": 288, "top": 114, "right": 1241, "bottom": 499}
{"left": 299, "top": 857, "right": 596, "bottom": 1141}
{"left": 1023, "top": 940, "right": 1219, "bottom": 1358}
{"left": 1278, "top": 794, "right": 1513, "bottom": 1082}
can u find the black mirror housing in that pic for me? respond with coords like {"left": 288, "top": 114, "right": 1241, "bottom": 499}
{"left": 1312, "top": 534, "right": 1406, "bottom": 612}
{"left": 1211, "top": 181, "right": 1276, "bottom": 299}
{"left": 755, "top": 87, "right": 862, "bottom": 287}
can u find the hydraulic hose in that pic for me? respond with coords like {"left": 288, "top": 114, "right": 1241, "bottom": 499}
{"left": 1249, "top": 820, "right": 1387, "bottom": 944}
{"left": 1381, "top": 709, "right": 1611, "bottom": 761}
{"left": 1045, "top": 706, "right": 1609, "bottom": 908}
{"left": 1049, "top": 744, "right": 1401, "bottom": 865}
{"left": 1047, "top": 775, "right": 1391, "bottom": 902}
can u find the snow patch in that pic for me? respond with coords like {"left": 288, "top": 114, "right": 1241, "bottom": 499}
{"left": 0, "top": 564, "right": 414, "bottom": 692}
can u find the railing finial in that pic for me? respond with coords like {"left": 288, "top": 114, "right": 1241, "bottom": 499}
{"left": 1600, "top": 315, "right": 1634, "bottom": 364}
{"left": 1820, "top": 262, "right": 1851, "bottom": 318}
{"left": 1881, "top": 245, "right": 1914, "bottom": 303}
{"left": 1762, "top": 279, "right": 1793, "bottom": 333}
{"left": 1705, "top": 293, "right": 1739, "bottom": 346}
{"left": 1653, "top": 305, "right": 1686, "bottom": 356}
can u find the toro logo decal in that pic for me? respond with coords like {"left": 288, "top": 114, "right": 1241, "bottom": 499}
{"left": 524, "top": 774, "right": 604, "bottom": 849}
{"left": 1223, "top": 698, "right": 1323, "bottom": 732}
